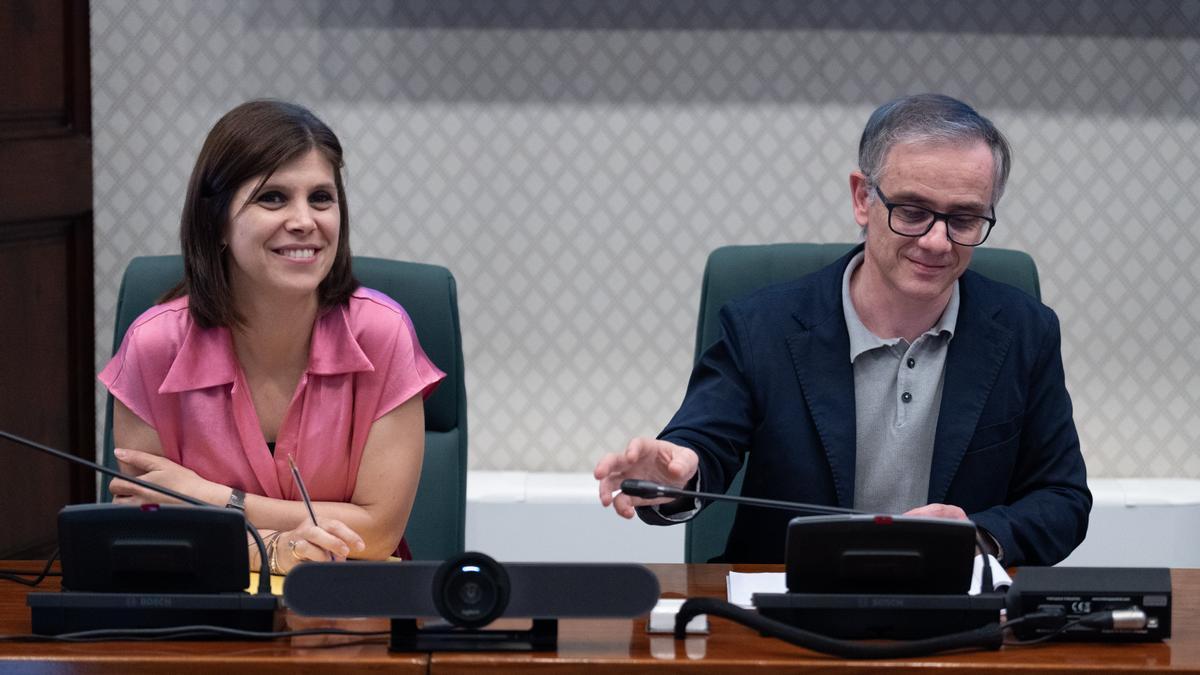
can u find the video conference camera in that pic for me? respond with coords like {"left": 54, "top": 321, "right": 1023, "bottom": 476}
{"left": 285, "top": 550, "right": 659, "bottom": 651}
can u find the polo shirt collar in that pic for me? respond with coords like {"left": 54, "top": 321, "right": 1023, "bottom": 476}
{"left": 841, "top": 251, "right": 960, "bottom": 364}
{"left": 159, "top": 304, "right": 373, "bottom": 393}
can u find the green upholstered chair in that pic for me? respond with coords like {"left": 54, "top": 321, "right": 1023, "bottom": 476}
{"left": 101, "top": 255, "right": 467, "bottom": 561}
{"left": 684, "top": 243, "right": 1041, "bottom": 563}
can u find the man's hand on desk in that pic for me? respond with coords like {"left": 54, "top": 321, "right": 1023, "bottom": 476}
{"left": 110, "top": 447, "right": 225, "bottom": 506}
{"left": 903, "top": 503, "right": 969, "bottom": 521}
{"left": 904, "top": 502, "right": 1002, "bottom": 559}
{"left": 594, "top": 437, "right": 699, "bottom": 519}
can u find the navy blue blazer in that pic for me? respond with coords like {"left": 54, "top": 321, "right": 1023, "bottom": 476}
{"left": 656, "top": 246, "right": 1091, "bottom": 566}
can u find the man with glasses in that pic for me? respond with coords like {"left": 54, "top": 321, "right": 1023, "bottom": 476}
{"left": 595, "top": 94, "right": 1090, "bottom": 566}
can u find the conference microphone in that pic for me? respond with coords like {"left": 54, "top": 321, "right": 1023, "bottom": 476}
{"left": 623, "top": 485, "right": 1012, "bottom": 648}
{"left": 0, "top": 429, "right": 272, "bottom": 596}
{"left": 620, "top": 478, "right": 996, "bottom": 592}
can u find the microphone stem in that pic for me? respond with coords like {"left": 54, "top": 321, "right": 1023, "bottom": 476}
{"left": 663, "top": 486, "right": 863, "bottom": 516}
{"left": 0, "top": 430, "right": 202, "bottom": 507}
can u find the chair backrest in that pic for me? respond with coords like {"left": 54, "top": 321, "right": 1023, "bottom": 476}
{"left": 102, "top": 255, "right": 467, "bottom": 561}
{"left": 684, "top": 242, "right": 1040, "bottom": 563}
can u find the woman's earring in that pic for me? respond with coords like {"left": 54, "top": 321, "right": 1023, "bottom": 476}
{"left": 219, "top": 241, "right": 228, "bottom": 253}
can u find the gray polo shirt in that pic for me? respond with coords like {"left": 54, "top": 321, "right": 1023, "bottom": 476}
{"left": 650, "top": 252, "right": 959, "bottom": 522}
{"left": 842, "top": 251, "right": 959, "bottom": 514}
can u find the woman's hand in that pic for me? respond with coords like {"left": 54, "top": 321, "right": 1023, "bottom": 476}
{"left": 276, "top": 520, "right": 366, "bottom": 574}
{"left": 110, "top": 447, "right": 225, "bottom": 506}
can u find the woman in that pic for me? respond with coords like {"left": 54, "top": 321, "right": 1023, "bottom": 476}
{"left": 100, "top": 100, "right": 444, "bottom": 575}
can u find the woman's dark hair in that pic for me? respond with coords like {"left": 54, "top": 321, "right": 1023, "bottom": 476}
{"left": 164, "top": 99, "right": 357, "bottom": 327}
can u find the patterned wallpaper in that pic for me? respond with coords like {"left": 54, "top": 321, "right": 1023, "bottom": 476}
{"left": 91, "top": 1, "right": 1200, "bottom": 476}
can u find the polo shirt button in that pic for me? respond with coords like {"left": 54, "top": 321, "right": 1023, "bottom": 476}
{"left": 907, "top": 358, "right": 916, "bottom": 368}
{"left": 901, "top": 392, "right": 913, "bottom": 403}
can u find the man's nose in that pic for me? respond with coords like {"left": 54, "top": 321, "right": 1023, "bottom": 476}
{"left": 918, "top": 217, "right": 954, "bottom": 251}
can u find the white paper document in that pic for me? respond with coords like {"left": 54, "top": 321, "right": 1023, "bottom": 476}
{"left": 727, "top": 571, "right": 786, "bottom": 608}
{"left": 727, "top": 554, "right": 1011, "bottom": 608}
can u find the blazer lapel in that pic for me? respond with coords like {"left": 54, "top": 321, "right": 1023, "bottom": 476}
{"left": 788, "top": 322, "right": 856, "bottom": 508}
{"left": 928, "top": 275, "right": 1014, "bottom": 503}
{"left": 787, "top": 251, "right": 859, "bottom": 509}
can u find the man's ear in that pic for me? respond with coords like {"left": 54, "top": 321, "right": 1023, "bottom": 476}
{"left": 849, "top": 171, "right": 871, "bottom": 228}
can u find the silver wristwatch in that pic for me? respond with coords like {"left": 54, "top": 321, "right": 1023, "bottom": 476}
{"left": 225, "top": 487, "right": 246, "bottom": 512}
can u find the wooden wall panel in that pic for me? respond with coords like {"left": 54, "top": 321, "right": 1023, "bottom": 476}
{"left": 0, "top": 224, "right": 75, "bottom": 555}
{"left": 0, "top": 0, "right": 93, "bottom": 559}
{"left": 0, "top": 2, "right": 65, "bottom": 117}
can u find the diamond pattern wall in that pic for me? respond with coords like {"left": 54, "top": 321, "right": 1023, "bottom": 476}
{"left": 91, "top": 1, "right": 1200, "bottom": 476}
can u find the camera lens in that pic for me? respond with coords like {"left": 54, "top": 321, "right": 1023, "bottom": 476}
{"left": 459, "top": 580, "right": 482, "bottom": 604}
{"left": 447, "top": 570, "right": 494, "bottom": 619}
{"left": 433, "top": 552, "right": 510, "bottom": 629}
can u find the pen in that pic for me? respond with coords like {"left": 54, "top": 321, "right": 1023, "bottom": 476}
{"left": 288, "top": 453, "right": 335, "bottom": 561}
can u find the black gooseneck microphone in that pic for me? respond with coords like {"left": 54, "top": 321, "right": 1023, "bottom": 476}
{"left": 0, "top": 429, "right": 273, "bottom": 596}
{"left": 619, "top": 478, "right": 996, "bottom": 592}
{"left": 620, "top": 479, "right": 861, "bottom": 516}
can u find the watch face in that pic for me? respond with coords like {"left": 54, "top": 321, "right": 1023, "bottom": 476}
{"left": 227, "top": 489, "right": 246, "bottom": 511}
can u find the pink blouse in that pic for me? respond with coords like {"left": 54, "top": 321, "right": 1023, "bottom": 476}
{"left": 99, "top": 287, "right": 445, "bottom": 504}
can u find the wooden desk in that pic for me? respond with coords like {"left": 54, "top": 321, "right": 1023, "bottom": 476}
{"left": 0, "top": 563, "right": 425, "bottom": 674}
{"left": 435, "top": 565, "right": 1200, "bottom": 673}
{"left": 1, "top": 563, "right": 1197, "bottom": 673}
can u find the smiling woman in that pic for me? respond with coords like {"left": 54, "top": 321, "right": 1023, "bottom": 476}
{"left": 98, "top": 101, "right": 445, "bottom": 575}
{"left": 226, "top": 149, "right": 341, "bottom": 308}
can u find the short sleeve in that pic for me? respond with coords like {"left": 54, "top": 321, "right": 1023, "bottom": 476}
{"left": 352, "top": 289, "right": 446, "bottom": 422}
{"left": 377, "top": 308, "right": 445, "bottom": 420}
{"left": 98, "top": 313, "right": 173, "bottom": 429}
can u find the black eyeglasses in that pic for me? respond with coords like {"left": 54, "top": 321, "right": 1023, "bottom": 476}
{"left": 874, "top": 186, "right": 996, "bottom": 247}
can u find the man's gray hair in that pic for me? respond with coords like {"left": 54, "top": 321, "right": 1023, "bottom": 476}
{"left": 858, "top": 93, "right": 1012, "bottom": 204}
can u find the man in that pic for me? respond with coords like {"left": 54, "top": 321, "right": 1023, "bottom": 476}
{"left": 594, "top": 94, "right": 1090, "bottom": 566}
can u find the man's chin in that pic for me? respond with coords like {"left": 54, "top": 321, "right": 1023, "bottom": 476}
{"left": 898, "top": 277, "right": 954, "bottom": 303}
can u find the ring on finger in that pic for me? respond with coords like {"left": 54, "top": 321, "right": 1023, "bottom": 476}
{"left": 288, "top": 539, "right": 304, "bottom": 562}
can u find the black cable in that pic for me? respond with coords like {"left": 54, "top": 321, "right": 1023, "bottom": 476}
{"left": 978, "top": 540, "right": 996, "bottom": 593}
{"left": 997, "top": 611, "right": 1065, "bottom": 632}
{"left": 675, "top": 597, "right": 1004, "bottom": 659}
{"left": 0, "top": 624, "right": 390, "bottom": 643}
{"left": 1003, "top": 617, "right": 1089, "bottom": 645}
{"left": 0, "top": 549, "right": 60, "bottom": 586}
{"left": 1003, "top": 608, "right": 1146, "bottom": 646}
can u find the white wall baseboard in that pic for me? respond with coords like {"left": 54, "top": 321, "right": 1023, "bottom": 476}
{"left": 466, "top": 472, "right": 1200, "bottom": 567}
{"left": 1058, "top": 479, "right": 1200, "bottom": 568}
{"left": 466, "top": 471, "right": 685, "bottom": 563}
